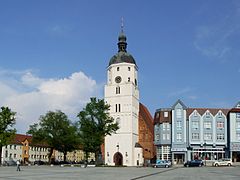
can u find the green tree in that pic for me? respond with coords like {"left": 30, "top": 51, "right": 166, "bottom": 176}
{"left": 0, "top": 106, "right": 16, "bottom": 164}
{"left": 77, "top": 98, "right": 119, "bottom": 164}
{"left": 27, "top": 110, "right": 80, "bottom": 163}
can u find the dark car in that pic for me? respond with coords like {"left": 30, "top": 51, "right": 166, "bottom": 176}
{"left": 3, "top": 160, "right": 17, "bottom": 166}
{"left": 34, "top": 160, "right": 46, "bottom": 165}
{"left": 184, "top": 160, "right": 204, "bottom": 167}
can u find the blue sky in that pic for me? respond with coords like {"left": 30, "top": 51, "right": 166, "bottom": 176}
{"left": 0, "top": 0, "right": 239, "bottom": 133}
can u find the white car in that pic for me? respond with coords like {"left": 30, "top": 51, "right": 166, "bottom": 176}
{"left": 212, "top": 158, "right": 232, "bottom": 167}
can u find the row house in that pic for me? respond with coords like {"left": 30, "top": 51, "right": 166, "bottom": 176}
{"left": 154, "top": 100, "right": 240, "bottom": 164}
{"left": 1, "top": 134, "right": 94, "bottom": 165}
{"left": 1, "top": 134, "right": 52, "bottom": 164}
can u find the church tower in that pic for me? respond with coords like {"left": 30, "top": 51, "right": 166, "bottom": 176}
{"left": 104, "top": 27, "right": 143, "bottom": 166}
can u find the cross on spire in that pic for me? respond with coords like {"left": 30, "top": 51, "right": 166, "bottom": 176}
{"left": 121, "top": 17, "right": 124, "bottom": 32}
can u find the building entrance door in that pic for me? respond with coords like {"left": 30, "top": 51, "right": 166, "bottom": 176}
{"left": 174, "top": 154, "right": 184, "bottom": 164}
{"left": 113, "top": 152, "right": 123, "bottom": 166}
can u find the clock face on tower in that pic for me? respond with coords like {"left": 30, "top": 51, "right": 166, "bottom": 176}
{"left": 115, "top": 76, "right": 122, "bottom": 83}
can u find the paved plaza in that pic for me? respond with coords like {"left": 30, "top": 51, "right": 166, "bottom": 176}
{"left": 0, "top": 165, "right": 240, "bottom": 180}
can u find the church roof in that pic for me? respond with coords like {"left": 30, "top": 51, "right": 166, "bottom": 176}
{"left": 139, "top": 103, "right": 154, "bottom": 133}
{"left": 109, "top": 30, "right": 136, "bottom": 66}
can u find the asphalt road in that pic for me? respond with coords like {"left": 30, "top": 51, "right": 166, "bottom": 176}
{"left": 0, "top": 165, "right": 239, "bottom": 180}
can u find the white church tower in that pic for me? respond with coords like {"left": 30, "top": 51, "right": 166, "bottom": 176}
{"left": 104, "top": 26, "right": 143, "bottom": 166}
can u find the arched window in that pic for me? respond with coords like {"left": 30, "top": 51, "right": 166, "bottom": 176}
{"left": 116, "top": 86, "right": 120, "bottom": 94}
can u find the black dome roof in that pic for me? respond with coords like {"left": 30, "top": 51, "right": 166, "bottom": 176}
{"left": 108, "top": 30, "right": 136, "bottom": 66}
{"left": 109, "top": 51, "right": 136, "bottom": 66}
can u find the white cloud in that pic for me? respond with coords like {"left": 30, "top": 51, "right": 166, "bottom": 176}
{"left": 0, "top": 70, "right": 101, "bottom": 133}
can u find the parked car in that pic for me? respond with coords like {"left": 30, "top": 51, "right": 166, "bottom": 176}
{"left": 153, "top": 160, "right": 172, "bottom": 168}
{"left": 184, "top": 160, "right": 204, "bottom": 167}
{"left": 34, "top": 160, "right": 46, "bottom": 165}
{"left": 3, "top": 160, "right": 17, "bottom": 166}
{"left": 212, "top": 158, "right": 232, "bottom": 167}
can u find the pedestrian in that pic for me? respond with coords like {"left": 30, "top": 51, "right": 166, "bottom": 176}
{"left": 16, "top": 160, "right": 21, "bottom": 171}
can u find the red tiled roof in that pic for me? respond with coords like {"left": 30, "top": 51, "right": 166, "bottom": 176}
{"left": 187, "top": 108, "right": 230, "bottom": 117}
{"left": 11, "top": 134, "right": 49, "bottom": 147}
{"left": 229, "top": 108, "right": 240, "bottom": 113}
{"left": 139, "top": 103, "right": 154, "bottom": 133}
{"left": 12, "top": 134, "right": 32, "bottom": 145}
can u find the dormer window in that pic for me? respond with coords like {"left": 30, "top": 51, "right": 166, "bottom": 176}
{"left": 236, "top": 103, "right": 240, "bottom": 108}
{"left": 176, "top": 109, "right": 182, "bottom": 118}
{"left": 205, "top": 111, "right": 210, "bottom": 118}
{"left": 164, "top": 112, "right": 168, "bottom": 117}
{"left": 194, "top": 110, "right": 198, "bottom": 117}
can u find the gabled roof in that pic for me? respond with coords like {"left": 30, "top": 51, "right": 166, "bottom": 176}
{"left": 234, "top": 101, "right": 240, "bottom": 108}
{"left": 172, "top": 99, "right": 187, "bottom": 110}
{"left": 187, "top": 108, "right": 230, "bottom": 117}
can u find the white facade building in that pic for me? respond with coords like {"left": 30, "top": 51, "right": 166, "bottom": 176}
{"left": 104, "top": 30, "right": 143, "bottom": 166}
{"left": 229, "top": 102, "right": 240, "bottom": 162}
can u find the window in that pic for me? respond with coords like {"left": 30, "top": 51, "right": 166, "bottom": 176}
{"left": 217, "top": 134, "right": 224, "bottom": 140}
{"left": 237, "top": 133, "right": 240, "bottom": 141}
{"left": 166, "top": 123, "right": 170, "bottom": 130}
{"left": 193, "top": 111, "right": 198, "bottom": 116}
{"left": 237, "top": 113, "right": 240, "bottom": 119}
{"left": 163, "top": 134, "right": 166, "bottom": 140}
{"left": 118, "top": 104, "right": 121, "bottom": 112}
{"left": 14, "top": 145, "right": 17, "bottom": 150}
{"left": 236, "top": 121, "right": 240, "bottom": 130}
{"left": 218, "top": 111, "right": 223, "bottom": 116}
{"left": 115, "top": 104, "right": 118, "bottom": 112}
{"left": 176, "top": 133, "right": 182, "bottom": 142}
{"left": 163, "top": 123, "right": 169, "bottom": 131}
{"left": 162, "top": 123, "right": 166, "bottom": 131}
{"left": 217, "top": 122, "right": 224, "bottom": 129}
{"left": 9, "top": 153, "right": 12, "bottom": 158}
{"left": 128, "top": 77, "right": 130, "bottom": 82}
{"left": 156, "top": 134, "right": 160, "bottom": 141}
{"left": 14, "top": 154, "right": 16, "bottom": 158}
{"left": 204, "top": 133, "right": 212, "bottom": 140}
{"left": 10, "top": 145, "right": 12, "bottom": 149}
{"left": 117, "top": 67, "right": 120, "bottom": 71}
{"left": 205, "top": 111, "right": 210, "bottom": 118}
{"left": 192, "top": 121, "right": 199, "bottom": 130}
{"left": 176, "top": 109, "right": 182, "bottom": 118}
{"left": 166, "top": 133, "right": 170, "bottom": 140}
{"left": 164, "top": 112, "right": 168, "bottom": 117}
{"left": 192, "top": 133, "right": 199, "bottom": 140}
{"left": 128, "top": 67, "right": 131, "bottom": 71}
{"left": 176, "top": 121, "right": 182, "bottom": 130}
{"left": 116, "top": 86, "right": 120, "bottom": 94}
{"left": 116, "top": 117, "right": 120, "bottom": 126}
{"left": 204, "top": 122, "right": 212, "bottom": 130}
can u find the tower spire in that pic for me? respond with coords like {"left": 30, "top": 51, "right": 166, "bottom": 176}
{"left": 118, "top": 17, "right": 127, "bottom": 52}
{"left": 121, "top": 17, "right": 124, "bottom": 33}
